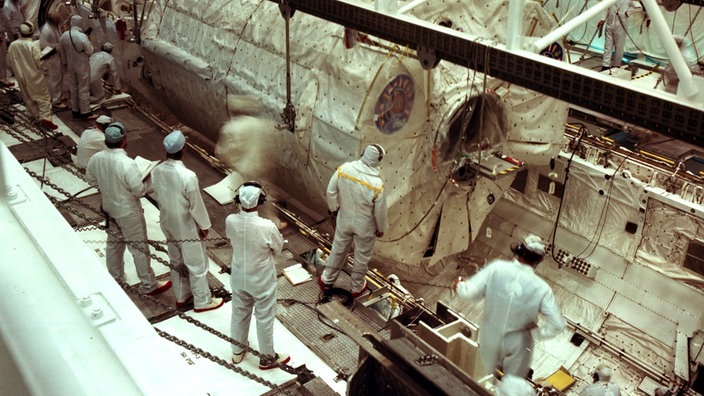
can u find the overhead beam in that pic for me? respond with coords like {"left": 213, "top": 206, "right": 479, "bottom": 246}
{"left": 272, "top": 0, "right": 704, "bottom": 146}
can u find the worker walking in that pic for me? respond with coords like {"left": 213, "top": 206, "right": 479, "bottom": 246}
{"left": 151, "top": 130, "right": 224, "bottom": 313}
{"left": 74, "top": 114, "right": 112, "bottom": 169}
{"left": 60, "top": 15, "right": 95, "bottom": 119}
{"left": 226, "top": 182, "right": 290, "bottom": 370}
{"left": 6, "top": 21, "right": 57, "bottom": 130}
{"left": 318, "top": 144, "right": 388, "bottom": 298}
{"left": 86, "top": 122, "right": 171, "bottom": 295}
{"left": 453, "top": 234, "right": 566, "bottom": 378}
{"left": 580, "top": 364, "right": 621, "bottom": 396}
{"left": 39, "top": 10, "right": 67, "bottom": 110}
{"left": 597, "top": 0, "right": 631, "bottom": 71}
{"left": 89, "top": 42, "right": 120, "bottom": 103}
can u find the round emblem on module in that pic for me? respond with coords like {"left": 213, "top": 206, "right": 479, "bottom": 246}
{"left": 373, "top": 74, "right": 415, "bottom": 134}
{"left": 540, "top": 42, "right": 563, "bottom": 60}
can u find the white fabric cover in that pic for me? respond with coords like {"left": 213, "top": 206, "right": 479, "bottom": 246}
{"left": 138, "top": 0, "right": 567, "bottom": 266}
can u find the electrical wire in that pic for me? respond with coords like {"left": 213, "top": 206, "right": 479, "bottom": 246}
{"left": 550, "top": 126, "right": 585, "bottom": 265}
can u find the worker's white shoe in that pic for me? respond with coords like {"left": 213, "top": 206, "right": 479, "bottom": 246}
{"left": 194, "top": 297, "right": 224, "bottom": 313}
{"left": 232, "top": 342, "right": 249, "bottom": 364}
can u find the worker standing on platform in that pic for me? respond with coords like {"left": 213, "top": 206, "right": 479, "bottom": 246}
{"left": 6, "top": 21, "right": 58, "bottom": 130}
{"left": 597, "top": 0, "right": 630, "bottom": 71}
{"left": 318, "top": 144, "right": 388, "bottom": 298}
{"left": 2, "top": 0, "right": 23, "bottom": 43}
{"left": 0, "top": 0, "right": 15, "bottom": 87}
{"left": 453, "top": 234, "right": 566, "bottom": 378}
{"left": 580, "top": 364, "right": 621, "bottom": 396}
{"left": 151, "top": 130, "right": 224, "bottom": 313}
{"left": 226, "top": 182, "right": 290, "bottom": 370}
{"left": 39, "top": 10, "right": 67, "bottom": 110}
{"left": 75, "top": 114, "right": 112, "bottom": 169}
{"left": 86, "top": 122, "right": 171, "bottom": 295}
{"left": 60, "top": 15, "right": 95, "bottom": 119}
{"left": 89, "top": 42, "right": 120, "bottom": 103}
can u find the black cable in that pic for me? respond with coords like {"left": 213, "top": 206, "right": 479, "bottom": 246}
{"left": 550, "top": 127, "right": 585, "bottom": 266}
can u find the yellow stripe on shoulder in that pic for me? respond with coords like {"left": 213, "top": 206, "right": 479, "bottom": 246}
{"left": 338, "top": 169, "right": 383, "bottom": 199}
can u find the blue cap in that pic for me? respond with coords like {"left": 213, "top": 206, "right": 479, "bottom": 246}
{"left": 163, "top": 130, "right": 186, "bottom": 154}
{"left": 104, "top": 122, "right": 126, "bottom": 144}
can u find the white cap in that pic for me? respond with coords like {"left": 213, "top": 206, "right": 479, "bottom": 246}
{"left": 596, "top": 364, "right": 612, "bottom": 381}
{"left": 163, "top": 130, "right": 186, "bottom": 154}
{"left": 19, "top": 21, "right": 34, "bottom": 36}
{"left": 238, "top": 185, "right": 261, "bottom": 209}
{"left": 96, "top": 115, "right": 113, "bottom": 125}
{"left": 522, "top": 234, "right": 546, "bottom": 256}
{"left": 361, "top": 144, "right": 385, "bottom": 168}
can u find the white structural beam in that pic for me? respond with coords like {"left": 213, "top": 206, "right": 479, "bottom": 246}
{"left": 532, "top": 0, "right": 617, "bottom": 53}
{"left": 398, "top": 0, "right": 424, "bottom": 14}
{"left": 641, "top": 0, "right": 698, "bottom": 99}
{"left": 506, "top": 0, "right": 526, "bottom": 51}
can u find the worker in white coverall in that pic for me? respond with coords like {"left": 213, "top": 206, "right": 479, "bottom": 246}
{"left": 453, "top": 234, "right": 566, "bottom": 378}
{"left": 39, "top": 10, "right": 67, "bottom": 109}
{"left": 89, "top": 41, "right": 120, "bottom": 103}
{"left": 0, "top": 0, "right": 15, "bottom": 86}
{"left": 74, "top": 114, "right": 112, "bottom": 169}
{"left": 6, "top": 21, "right": 57, "bottom": 130}
{"left": 151, "top": 130, "right": 224, "bottom": 313}
{"left": 226, "top": 183, "right": 290, "bottom": 370}
{"left": 597, "top": 0, "right": 630, "bottom": 71}
{"left": 59, "top": 15, "right": 95, "bottom": 119}
{"left": 2, "top": 0, "right": 23, "bottom": 42}
{"left": 496, "top": 374, "right": 536, "bottom": 396}
{"left": 580, "top": 365, "right": 621, "bottom": 396}
{"left": 86, "top": 122, "right": 172, "bottom": 295}
{"left": 318, "top": 144, "right": 389, "bottom": 297}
